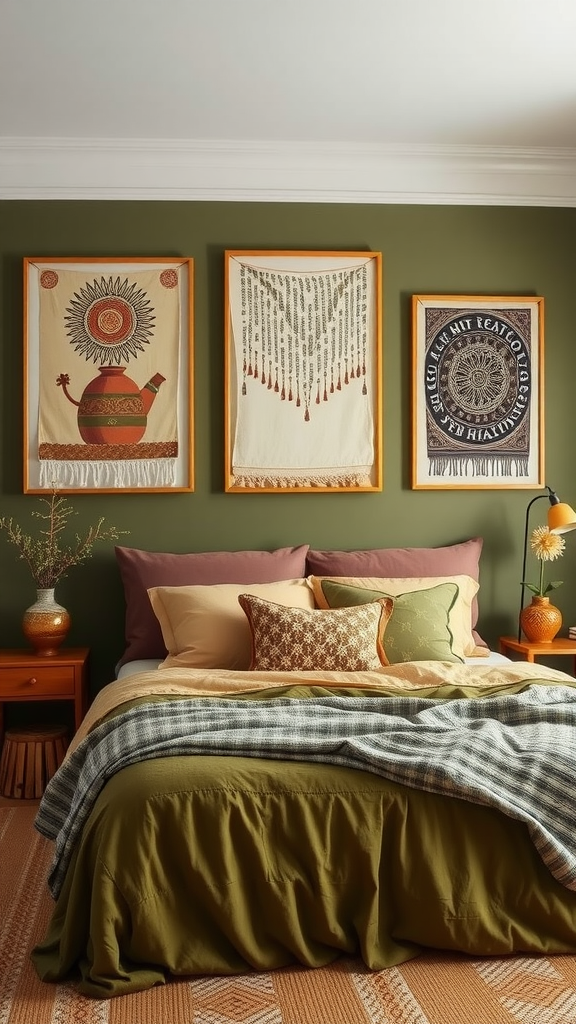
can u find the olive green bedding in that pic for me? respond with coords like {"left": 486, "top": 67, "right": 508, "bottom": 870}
{"left": 31, "top": 663, "right": 576, "bottom": 998}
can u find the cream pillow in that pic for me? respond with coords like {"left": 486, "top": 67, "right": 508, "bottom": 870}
{"left": 149, "top": 579, "right": 314, "bottom": 670}
{"left": 307, "top": 574, "right": 483, "bottom": 659}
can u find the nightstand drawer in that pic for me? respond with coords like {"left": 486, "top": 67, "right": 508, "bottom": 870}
{"left": 0, "top": 665, "right": 75, "bottom": 698}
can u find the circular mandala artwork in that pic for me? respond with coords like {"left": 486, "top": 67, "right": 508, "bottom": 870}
{"left": 445, "top": 339, "right": 511, "bottom": 416}
{"left": 424, "top": 312, "right": 531, "bottom": 451}
{"left": 86, "top": 296, "right": 135, "bottom": 345}
{"left": 64, "top": 276, "right": 156, "bottom": 364}
{"left": 160, "top": 269, "right": 178, "bottom": 289}
{"left": 40, "top": 270, "right": 59, "bottom": 289}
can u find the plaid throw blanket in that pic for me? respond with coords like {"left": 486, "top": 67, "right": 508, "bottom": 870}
{"left": 36, "top": 685, "right": 576, "bottom": 899}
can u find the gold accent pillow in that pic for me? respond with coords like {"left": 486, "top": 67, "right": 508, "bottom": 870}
{"left": 148, "top": 579, "right": 314, "bottom": 670}
{"left": 238, "top": 593, "right": 394, "bottom": 671}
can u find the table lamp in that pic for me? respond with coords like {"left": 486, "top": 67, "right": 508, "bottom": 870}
{"left": 517, "top": 485, "right": 576, "bottom": 641}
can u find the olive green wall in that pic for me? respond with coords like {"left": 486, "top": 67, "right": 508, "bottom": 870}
{"left": 1, "top": 200, "right": 576, "bottom": 696}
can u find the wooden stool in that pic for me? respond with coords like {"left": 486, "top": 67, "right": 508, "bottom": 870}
{"left": 0, "top": 726, "right": 68, "bottom": 799}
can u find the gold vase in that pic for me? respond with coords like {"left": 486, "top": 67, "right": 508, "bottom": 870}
{"left": 520, "top": 595, "right": 562, "bottom": 643}
{"left": 22, "top": 588, "right": 71, "bottom": 656}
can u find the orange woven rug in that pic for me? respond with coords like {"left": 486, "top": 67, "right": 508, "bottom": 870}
{"left": 2, "top": 804, "right": 576, "bottom": 1024}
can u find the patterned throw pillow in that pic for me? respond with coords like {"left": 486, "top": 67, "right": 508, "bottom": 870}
{"left": 314, "top": 579, "right": 464, "bottom": 664}
{"left": 238, "top": 593, "right": 394, "bottom": 671}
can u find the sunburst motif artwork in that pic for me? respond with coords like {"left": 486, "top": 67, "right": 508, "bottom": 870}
{"left": 63, "top": 275, "right": 157, "bottom": 365}
{"left": 23, "top": 257, "right": 194, "bottom": 494}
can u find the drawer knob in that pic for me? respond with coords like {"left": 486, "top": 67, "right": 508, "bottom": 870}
{"left": 28, "top": 676, "right": 37, "bottom": 686}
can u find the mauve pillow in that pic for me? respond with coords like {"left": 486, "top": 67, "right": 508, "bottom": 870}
{"left": 115, "top": 544, "right": 309, "bottom": 666}
{"left": 306, "top": 537, "right": 486, "bottom": 647}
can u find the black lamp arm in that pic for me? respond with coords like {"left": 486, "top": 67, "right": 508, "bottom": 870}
{"left": 517, "top": 485, "right": 559, "bottom": 642}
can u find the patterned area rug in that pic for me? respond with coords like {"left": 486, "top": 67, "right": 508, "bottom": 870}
{"left": 2, "top": 803, "right": 576, "bottom": 1024}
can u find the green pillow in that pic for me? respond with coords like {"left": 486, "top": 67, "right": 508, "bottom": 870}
{"left": 318, "top": 579, "right": 464, "bottom": 664}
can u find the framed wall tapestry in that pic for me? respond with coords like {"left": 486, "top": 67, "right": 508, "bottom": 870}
{"left": 224, "top": 250, "right": 383, "bottom": 493}
{"left": 23, "top": 256, "right": 194, "bottom": 494}
{"left": 411, "top": 294, "right": 544, "bottom": 490}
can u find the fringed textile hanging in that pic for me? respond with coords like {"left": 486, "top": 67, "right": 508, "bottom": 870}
{"left": 239, "top": 264, "right": 368, "bottom": 422}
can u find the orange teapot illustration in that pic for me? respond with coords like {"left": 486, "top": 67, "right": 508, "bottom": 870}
{"left": 56, "top": 366, "right": 166, "bottom": 445}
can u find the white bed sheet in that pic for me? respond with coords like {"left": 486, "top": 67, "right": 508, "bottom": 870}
{"left": 116, "top": 651, "right": 512, "bottom": 680}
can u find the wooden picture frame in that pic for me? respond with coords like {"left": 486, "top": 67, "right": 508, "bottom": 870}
{"left": 23, "top": 256, "right": 194, "bottom": 493}
{"left": 224, "top": 250, "right": 383, "bottom": 493}
{"left": 411, "top": 294, "right": 544, "bottom": 490}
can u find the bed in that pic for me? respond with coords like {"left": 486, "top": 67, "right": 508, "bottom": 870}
{"left": 30, "top": 538, "right": 576, "bottom": 998}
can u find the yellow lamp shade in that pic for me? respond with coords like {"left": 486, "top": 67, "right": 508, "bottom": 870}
{"left": 548, "top": 501, "right": 576, "bottom": 534}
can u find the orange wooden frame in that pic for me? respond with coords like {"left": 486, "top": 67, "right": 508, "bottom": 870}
{"left": 224, "top": 249, "right": 383, "bottom": 494}
{"left": 23, "top": 256, "right": 194, "bottom": 494}
{"left": 411, "top": 294, "right": 544, "bottom": 491}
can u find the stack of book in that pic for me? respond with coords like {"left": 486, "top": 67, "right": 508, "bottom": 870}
{"left": 569, "top": 626, "right": 576, "bottom": 640}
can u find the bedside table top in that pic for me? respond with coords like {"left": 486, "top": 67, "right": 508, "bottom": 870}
{"left": 499, "top": 636, "right": 576, "bottom": 655}
{"left": 0, "top": 648, "right": 89, "bottom": 667}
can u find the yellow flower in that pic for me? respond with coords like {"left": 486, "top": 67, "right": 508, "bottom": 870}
{"left": 524, "top": 526, "right": 564, "bottom": 597}
{"left": 530, "top": 525, "right": 565, "bottom": 561}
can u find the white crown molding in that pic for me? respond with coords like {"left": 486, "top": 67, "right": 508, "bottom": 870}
{"left": 1, "top": 138, "right": 576, "bottom": 205}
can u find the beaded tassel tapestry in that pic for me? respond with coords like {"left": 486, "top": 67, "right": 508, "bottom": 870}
{"left": 226, "top": 252, "right": 382, "bottom": 492}
{"left": 411, "top": 295, "right": 544, "bottom": 490}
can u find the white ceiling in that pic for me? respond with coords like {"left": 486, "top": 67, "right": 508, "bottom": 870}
{"left": 2, "top": 0, "right": 576, "bottom": 203}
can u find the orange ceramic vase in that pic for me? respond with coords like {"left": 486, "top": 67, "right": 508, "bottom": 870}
{"left": 520, "top": 595, "right": 562, "bottom": 643}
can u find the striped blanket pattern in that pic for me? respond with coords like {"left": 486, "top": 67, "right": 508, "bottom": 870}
{"left": 35, "top": 684, "right": 576, "bottom": 899}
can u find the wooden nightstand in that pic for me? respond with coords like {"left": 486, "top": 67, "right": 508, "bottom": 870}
{"left": 0, "top": 647, "right": 89, "bottom": 743}
{"left": 499, "top": 636, "right": 576, "bottom": 675}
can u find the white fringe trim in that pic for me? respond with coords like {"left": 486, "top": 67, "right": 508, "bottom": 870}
{"left": 429, "top": 455, "right": 529, "bottom": 477}
{"left": 231, "top": 466, "right": 372, "bottom": 488}
{"left": 39, "top": 459, "right": 177, "bottom": 489}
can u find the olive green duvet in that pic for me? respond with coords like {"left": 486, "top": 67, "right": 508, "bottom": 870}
{"left": 31, "top": 663, "right": 576, "bottom": 998}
